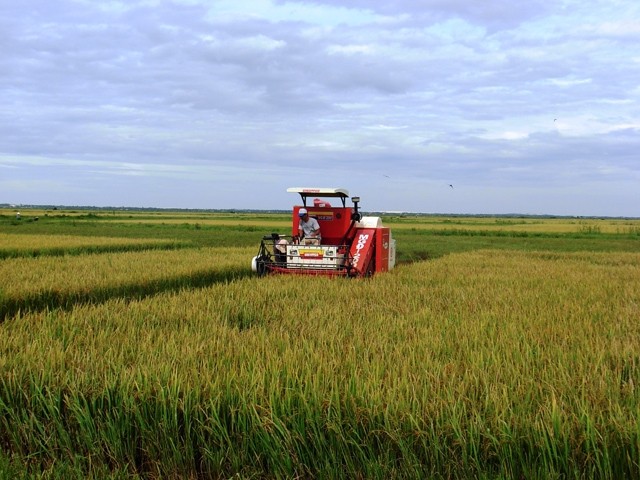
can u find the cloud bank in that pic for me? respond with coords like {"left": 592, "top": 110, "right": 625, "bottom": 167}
{"left": 1, "top": 0, "right": 639, "bottom": 215}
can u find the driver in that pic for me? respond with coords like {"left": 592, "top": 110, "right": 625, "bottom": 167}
{"left": 297, "top": 208, "right": 321, "bottom": 245}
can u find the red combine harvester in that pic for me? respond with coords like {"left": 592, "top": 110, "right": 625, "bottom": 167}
{"left": 251, "top": 187, "right": 396, "bottom": 277}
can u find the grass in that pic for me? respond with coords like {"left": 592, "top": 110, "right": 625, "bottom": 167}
{"left": 0, "top": 209, "right": 639, "bottom": 478}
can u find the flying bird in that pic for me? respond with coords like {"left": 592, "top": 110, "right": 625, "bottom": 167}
{"left": 449, "top": 184, "right": 454, "bottom": 188}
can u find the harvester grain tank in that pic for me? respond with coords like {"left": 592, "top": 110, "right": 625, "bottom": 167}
{"left": 251, "top": 187, "right": 396, "bottom": 277}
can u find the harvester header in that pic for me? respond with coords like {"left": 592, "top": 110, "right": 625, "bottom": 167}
{"left": 251, "top": 187, "right": 396, "bottom": 277}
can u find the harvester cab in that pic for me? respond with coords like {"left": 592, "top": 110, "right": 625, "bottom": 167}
{"left": 251, "top": 187, "right": 396, "bottom": 277}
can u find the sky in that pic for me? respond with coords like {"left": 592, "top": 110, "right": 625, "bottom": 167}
{"left": 1, "top": 0, "right": 639, "bottom": 216}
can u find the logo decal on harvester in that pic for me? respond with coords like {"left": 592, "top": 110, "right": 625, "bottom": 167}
{"left": 351, "top": 233, "right": 370, "bottom": 269}
{"left": 300, "top": 248, "right": 323, "bottom": 259}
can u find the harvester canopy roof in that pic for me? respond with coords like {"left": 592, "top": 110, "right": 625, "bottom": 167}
{"left": 286, "top": 187, "right": 349, "bottom": 197}
{"left": 287, "top": 187, "right": 350, "bottom": 207}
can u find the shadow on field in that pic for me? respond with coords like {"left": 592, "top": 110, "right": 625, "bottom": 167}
{"left": 0, "top": 267, "right": 253, "bottom": 322}
{"left": 397, "top": 250, "right": 432, "bottom": 264}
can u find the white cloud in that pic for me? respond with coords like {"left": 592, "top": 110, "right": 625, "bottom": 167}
{"left": 591, "top": 21, "right": 640, "bottom": 37}
{"left": 326, "top": 44, "right": 375, "bottom": 55}
{"left": 548, "top": 77, "right": 593, "bottom": 87}
{"left": 209, "top": 0, "right": 382, "bottom": 26}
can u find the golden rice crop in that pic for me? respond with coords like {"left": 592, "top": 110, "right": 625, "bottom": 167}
{"left": 1, "top": 247, "right": 639, "bottom": 477}
{"left": 0, "top": 233, "right": 177, "bottom": 250}
{"left": 0, "top": 246, "right": 252, "bottom": 319}
{"left": 1, "top": 246, "right": 248, "bottom": 296}
{"left": 0, "top": 232, "right": 184, "bottom": 259}
{"left": 389, "top": 218, "right": 640, "bottom": 234}
{"left": 113, "top": 217, "right": 291, "bottom": 227}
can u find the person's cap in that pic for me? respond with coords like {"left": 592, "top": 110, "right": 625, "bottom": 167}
{"left": 298, "top": 208, "right": 308, "bottom": 217}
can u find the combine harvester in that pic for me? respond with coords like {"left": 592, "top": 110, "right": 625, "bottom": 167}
{"left": 251, "top": 187, "right": 396, "bottom": 277}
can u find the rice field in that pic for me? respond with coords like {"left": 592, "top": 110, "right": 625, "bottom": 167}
{"left": 0, "top": 233, "right": 187, "bottom": 260}
{"left": 1, "top": 209, "right": 639, "bottom": 478}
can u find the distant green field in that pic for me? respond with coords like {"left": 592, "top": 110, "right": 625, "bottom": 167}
{"left": 1, "top": 209, "right": 639, "bottom": 478}
{"left": 3, "top": 208, "right": 639, "bottom": 260}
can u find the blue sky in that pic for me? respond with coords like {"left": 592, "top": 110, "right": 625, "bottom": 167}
{"left": 1, "top": 0, "right": 639, "bottom": 215}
